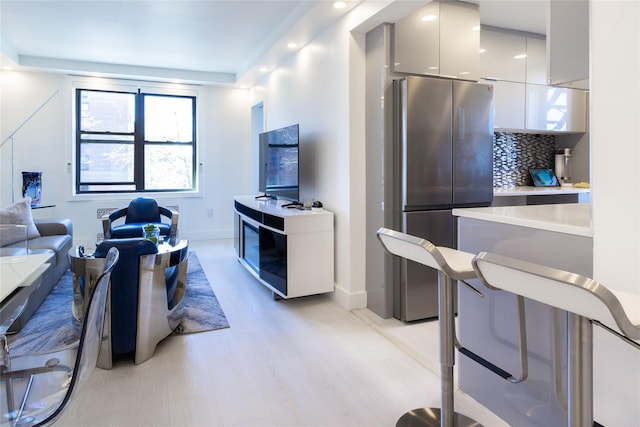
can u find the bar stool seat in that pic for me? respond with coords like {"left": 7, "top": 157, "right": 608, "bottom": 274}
{"left": 436, "top": 247, "right": 477, "bottom": 280}
{"left": 472, "top": 251, "right": 640, "bottom": 427}
{"left": 605, "top": 288, "right": 640, "bottom": 335}
{"left": 377, "top": 227, "right": 481, "bottom": 427}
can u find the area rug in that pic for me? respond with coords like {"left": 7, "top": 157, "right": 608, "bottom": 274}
{"left": 9, "top": 251, "right": 229, "bottom": 356}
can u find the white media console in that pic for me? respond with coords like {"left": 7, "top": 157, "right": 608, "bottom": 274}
{"left": 233, "top": 196, "right": 334, "bottom": 299}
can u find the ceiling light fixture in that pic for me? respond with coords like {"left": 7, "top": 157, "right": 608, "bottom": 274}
{"left": 287, "top": 42, "right": 298, "bottom": 49}
{"left": 479, "top": 48, "right": 486, "bottom": 53}
{"left": 421, "top": 14, "right": 437, "bottom": 22}
{"left": 333, "top": 1, "right": 346, "bottom": 9}
{"left": 514, "top": 54, "right": 527, "bottom": 59}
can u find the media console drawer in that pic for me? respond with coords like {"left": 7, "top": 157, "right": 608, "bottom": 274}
{"left": 233, "top": 196, "right": 334, "bottom": 299}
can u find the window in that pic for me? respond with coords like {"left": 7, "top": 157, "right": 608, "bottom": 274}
{"left": 75, "top": 88, "right": 196, "bottom": 193}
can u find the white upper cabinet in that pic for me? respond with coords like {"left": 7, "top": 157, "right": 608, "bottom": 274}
{"left": 547, "top": 0, "right": 589, "bottom": 88}
{"left": 525, "top": 84, "right": 587, "bottom": 132}
{"left": 526, "top": 35, "right": 547, "bottom": 85}
{"left": 482, "top": 79, "right": 526, "bottom": 130}
{"left": 479, "top": 26, "right": 586, "bottom": 133}
{"left": 393, "top": 2, "right": 440, "bottom": 76}
{"left": 479, "top": 28, "right": 527, "bottom": 82}
{"left": 439, "top": 1, "right": 480, "bottom": 80}
{"left": 393, "top": 1, "right": 479, "bottom": 80}
{"left": 486, "top": 81, "right": 587, "bottom": 133}
{"left": 480, "top": 28, "right": 547, "bottom": 84}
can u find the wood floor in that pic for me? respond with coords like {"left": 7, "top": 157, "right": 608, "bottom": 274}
{"left": 59, "top": 239, "right": 508, "bottom": 427}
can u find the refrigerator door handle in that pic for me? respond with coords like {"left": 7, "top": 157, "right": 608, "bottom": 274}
{"left": 459, "top": 106, "right": 466, "bottom": 140}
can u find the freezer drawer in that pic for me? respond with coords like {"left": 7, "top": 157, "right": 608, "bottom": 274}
{"left": 397, "top": 210, "right": 454, "bottom": 321}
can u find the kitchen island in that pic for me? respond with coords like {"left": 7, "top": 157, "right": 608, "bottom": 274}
{"left": 452, "top": 203, "right": 593, "bottom": 427}
{"left": 455, "top": 202, "right": 591, "bottom": 236}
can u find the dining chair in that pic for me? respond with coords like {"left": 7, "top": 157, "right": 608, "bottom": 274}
{"left": 0, "top": 247, "right": 118, "bottom": 426}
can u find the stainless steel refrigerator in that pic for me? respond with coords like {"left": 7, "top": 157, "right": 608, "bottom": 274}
{"left": 392, "top": 75, "right": 494, "bottom": 321}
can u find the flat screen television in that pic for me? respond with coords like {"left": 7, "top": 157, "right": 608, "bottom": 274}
{"left": 258, "top": 124, "right": 299, "bottom": 203}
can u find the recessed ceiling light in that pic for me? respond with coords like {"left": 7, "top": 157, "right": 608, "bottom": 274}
{"left": 479, "top": 48, "right": 486, "bottom": 54}
{"left": 421, "top": 14, "right": 437, "bottom": 22}
{"left": 514, "top": 54, "right": 527, "bottom": 59}
{"left": 333, "top": 1, "right": 346, "bottom": 9}
{"left": 287, "top": 42, "right": 298, "bottom": 49}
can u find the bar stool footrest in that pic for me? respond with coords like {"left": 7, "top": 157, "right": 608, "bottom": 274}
{"left": 458, "top": 347, "right": 513, "bottom": 380}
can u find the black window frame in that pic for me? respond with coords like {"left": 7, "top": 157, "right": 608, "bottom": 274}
{"left": 75, "top": 88, "right": 197, "bottom": 194}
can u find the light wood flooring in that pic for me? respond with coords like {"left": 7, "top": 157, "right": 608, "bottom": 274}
{"left": 58, "top": 239, "right": 508, "bottom": 427}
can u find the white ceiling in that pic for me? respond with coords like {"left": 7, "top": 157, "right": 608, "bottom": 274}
{"left": 0, "top": 0, "right": 547, "bottom": 85}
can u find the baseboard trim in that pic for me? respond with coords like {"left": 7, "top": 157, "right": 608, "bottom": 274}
{"left": 332, "top": 284, "right": 367, "bottom": 311}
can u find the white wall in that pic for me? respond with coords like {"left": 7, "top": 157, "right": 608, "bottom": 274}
{"left": 590, "top": 1, "right": 640, "bottom": 426}
{"left": 1, "top": 71, "right": 68, "bottom": 209}
{"left": 1, "top": 70, "right": 252, "bottom": 248}
{"left": 248, "top": 8, "right": 370, "bottom": 309}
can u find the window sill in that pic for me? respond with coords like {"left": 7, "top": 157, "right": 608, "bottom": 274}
{"left": 67, "top": 190, "right": 201, "bottom": 203}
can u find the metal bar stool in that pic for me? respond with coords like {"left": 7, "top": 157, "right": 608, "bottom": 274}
{"left": 472, "top": 251, "right": 640, "bottom": 427}
{"left": 377, "top": 227, "right": 481, "bottom": 427}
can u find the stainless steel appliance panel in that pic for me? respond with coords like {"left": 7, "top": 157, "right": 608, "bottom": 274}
{"left": 400, "top": 76, "right": 453, "bottom": 211}
{"left": 452, "top": 81, "right": 494, "bottom": 207}
{"left": 398, "top": 210, "right": 453, "bottom": 321}
{"left": 391, "top": 75, "right": 493, "bottom": 321}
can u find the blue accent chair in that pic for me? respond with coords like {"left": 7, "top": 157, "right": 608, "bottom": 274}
{"left": 101, "top": 197, "right": 178, "bottom": 243}
{"left": 94, "top": 238, "right": 188, "bottom": 367}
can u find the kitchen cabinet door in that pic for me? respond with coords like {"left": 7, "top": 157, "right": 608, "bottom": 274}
{"left": 479, "top": 28, "right": 526, "bottom": 83}
{"left": 483, "top": 79, "right": 526, "bottom": 130}
{"left": 526, "top": 35, "right": 547, "bottom": 85}
{"left": 525, "top": 84, "right": 587, "bottom": 132}
{"left": 392, "top": 2, "right": 440, "bottom": 76}
{"left": 547, "top": 0, "right": 589, "bottom": 88}
{"left": 439, "top": 1, "right": 480, "bottom": 81}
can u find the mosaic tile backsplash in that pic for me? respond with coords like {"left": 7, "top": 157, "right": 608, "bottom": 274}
{"left": 493, "top": 132, "right": 556, "bottom": 187}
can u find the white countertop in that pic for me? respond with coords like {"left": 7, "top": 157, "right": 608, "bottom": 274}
{"left": 453, "top": 203, "right": 593, "bottom": 237}
{"left": 494, "top": 186, "right": 590, "bottom": 197}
